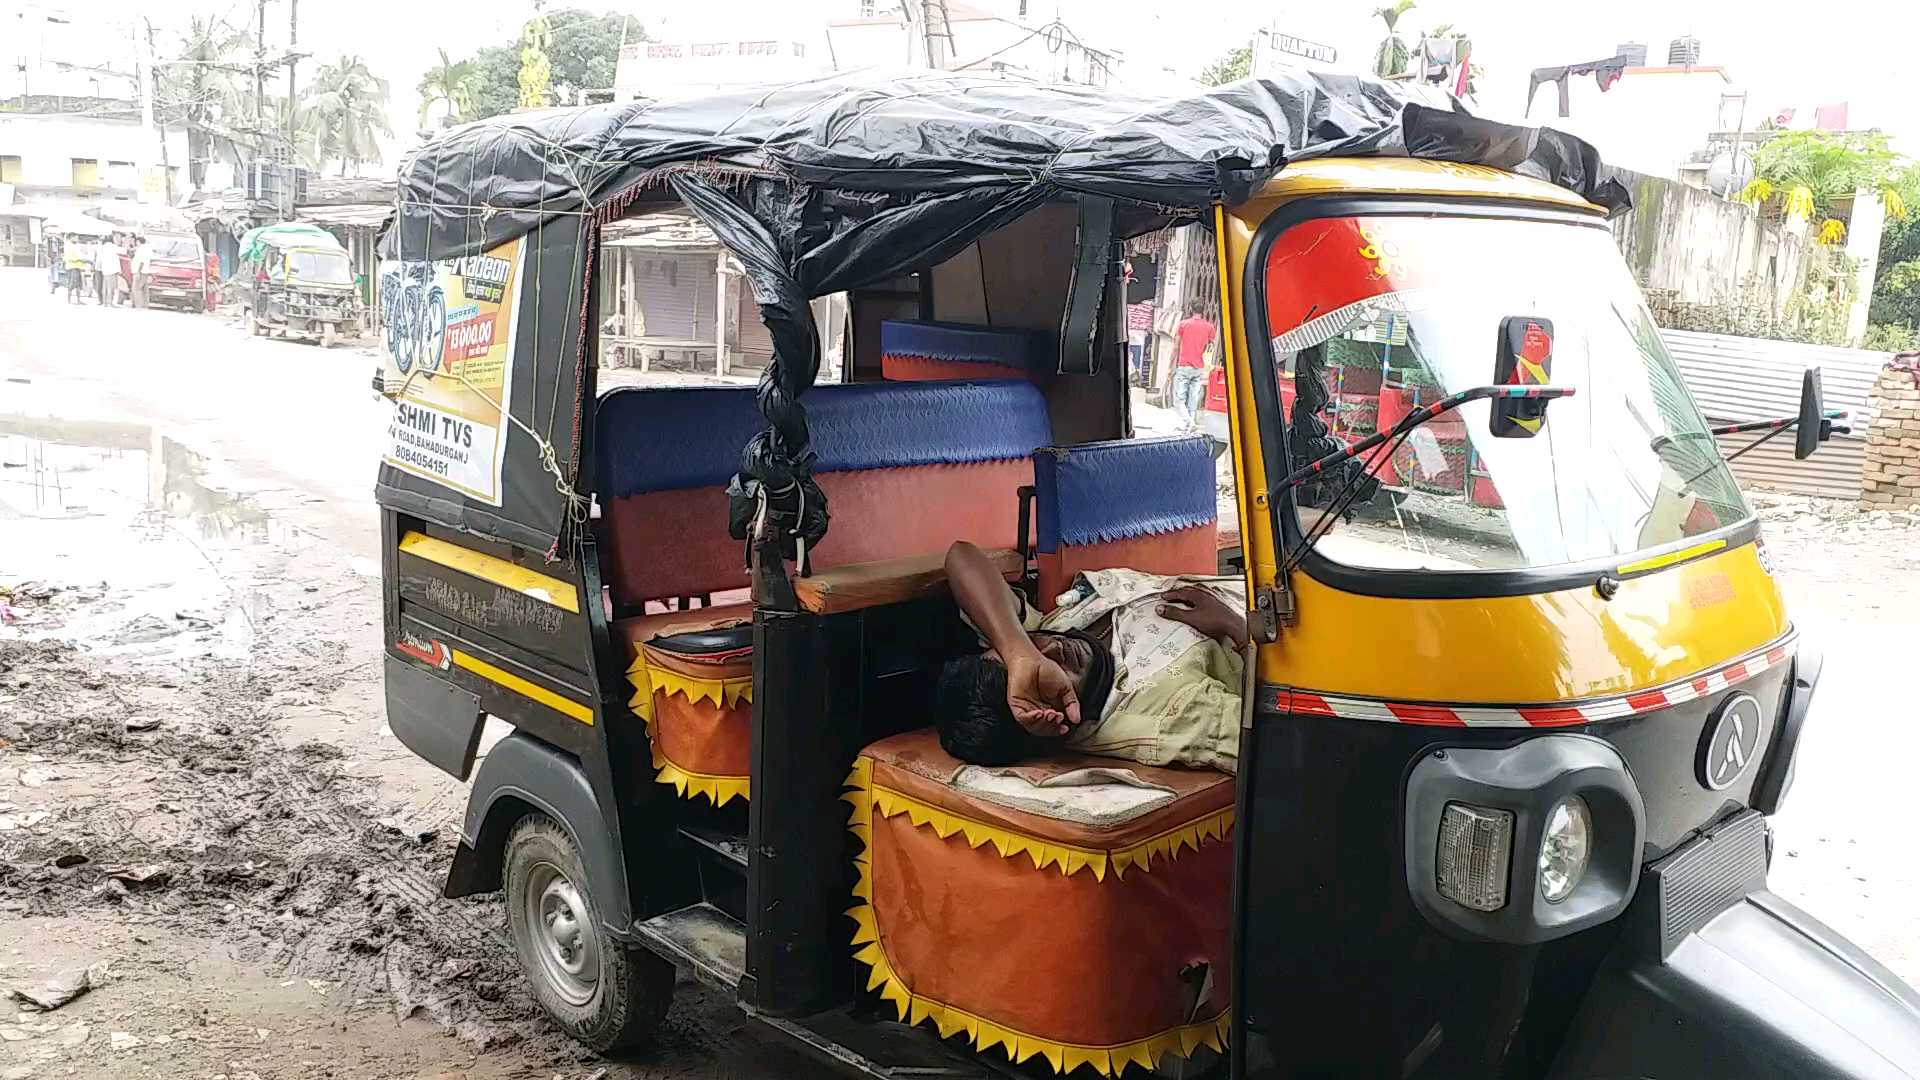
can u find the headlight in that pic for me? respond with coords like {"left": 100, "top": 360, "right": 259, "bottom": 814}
{"left": 1538, "top": 796, "right": 1591, "bottom": 903}
{"left": 1405, "top": 736, "right": 1645, "bottom": 944}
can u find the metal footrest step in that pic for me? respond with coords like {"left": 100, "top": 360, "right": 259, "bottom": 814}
{"left": 634, "top": 902, "right": 745, "bottom": 991}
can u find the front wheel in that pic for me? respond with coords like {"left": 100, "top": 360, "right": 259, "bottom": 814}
{"left": 504, "top": 816, "right": 673, "bottom": 1053}
{"left": 321, "top": 322, "right": 337, "bottom": 348}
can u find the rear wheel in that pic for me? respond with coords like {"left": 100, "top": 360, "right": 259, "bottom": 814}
{"left": 321, "top": 322, "right": 337, "bottom": 348}
{"left": 504, "top": 816, "right": 673, "bottom": 1053}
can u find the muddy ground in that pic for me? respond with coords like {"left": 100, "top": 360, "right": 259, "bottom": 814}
{"left": 0, "top": 429, "right": 829, "bottom": 1079}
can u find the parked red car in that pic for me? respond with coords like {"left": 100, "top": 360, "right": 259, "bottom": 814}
{"left": 140, "top": 233, "right": 211, "bottom": 313}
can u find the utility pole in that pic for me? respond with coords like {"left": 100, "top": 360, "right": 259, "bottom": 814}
{"left": 900, "top": 0, "right": 953, "bottom": 70}
{"left": 255, "top": 0, "right": 267, "bottom": 135}
{"left": 284, "top": 0, "right": 298, "bottom": 218}
{"left": 142, "top": 19, "right": 174, "bottom": 206}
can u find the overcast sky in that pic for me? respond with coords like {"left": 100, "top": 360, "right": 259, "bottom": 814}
{"left": 114, "top": 0, "right": 1920, "bottom": 170}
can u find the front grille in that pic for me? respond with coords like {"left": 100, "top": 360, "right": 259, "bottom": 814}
{"left": 1646, "top": 810, "right": 1768, "bottom": 957}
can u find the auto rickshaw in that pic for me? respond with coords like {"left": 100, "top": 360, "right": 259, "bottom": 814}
{"left": 237, "top": 222, "right": 360, "bottom": 347}
{"left": 374, "top": 71, "right": 1920, "bottom": 1079}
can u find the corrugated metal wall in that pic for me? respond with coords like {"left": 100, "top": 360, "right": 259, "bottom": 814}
{"left": 1662, "top": 329, "right": 1890, "bottom": 500}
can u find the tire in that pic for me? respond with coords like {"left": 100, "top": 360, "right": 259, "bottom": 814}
{"left": 321, "top": 322, "right": 336, "bottom": 348}
{"left": 504, "top": 816, "right": 673, "bottom": 1054}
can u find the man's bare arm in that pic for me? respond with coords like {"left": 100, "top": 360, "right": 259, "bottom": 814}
{"left": 945, "top": 542, "right": 1081, "bottom": 733}
{"left": 946, "top": 541, "right": 1032, "bottom": 658}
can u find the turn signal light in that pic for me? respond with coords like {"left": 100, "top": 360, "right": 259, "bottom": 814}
{"left": 1436, "top": 801, "right": 1514, "bottom": 912}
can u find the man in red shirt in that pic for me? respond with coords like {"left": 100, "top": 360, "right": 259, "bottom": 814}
{"left": 1171, "top": 302, "right": 1216, "bottom": 429}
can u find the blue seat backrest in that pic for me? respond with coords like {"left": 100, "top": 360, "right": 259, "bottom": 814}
{"left": 597, "top": 380, "right": 1054, "bottom": 498}
{"left": 1032, "top": 436, "right": 1218, "bottom": 552}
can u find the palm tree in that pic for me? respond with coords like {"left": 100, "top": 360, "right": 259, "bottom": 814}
{"left": 1372, "top": 0, "right": 1416, "bottom": 79}
{"left": 300, "top": 56, "right": 394, "bottom": 176}
{"left": 417, "top": 48, "right": 477, "bottom": 128}
{"left": 157, "top": 16, "right": 252, "bottom": 187}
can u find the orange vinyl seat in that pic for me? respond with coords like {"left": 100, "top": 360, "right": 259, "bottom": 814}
{"left": 845, "top": 729, "right": 1234, "bottom": 1077}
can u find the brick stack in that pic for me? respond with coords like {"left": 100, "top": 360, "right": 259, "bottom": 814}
{"left": 1862, "top": 355, "right": 1920, "bottom": 508}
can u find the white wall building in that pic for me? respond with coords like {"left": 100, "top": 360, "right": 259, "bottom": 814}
{"left": 613, "top": 37, "right": 828, "bottom": 102}
{"left": 827, "top": 1, "right": 1119, "bottom": 87}
{"left": 0, "top": 112, "right": 188, "bottom": 205}
{"left": 1519, "top": 62, "right": 1741, "bottom": 181}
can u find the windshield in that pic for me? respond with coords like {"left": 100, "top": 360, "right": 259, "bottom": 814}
{"left": 150, "top": 237, "right": 199, "bottom": 262}
{"left": 1263, "top": 213, "right": 1749, "bottom": 573}
{"left": 288, "top": 248, "right": 352, "bottom": 285}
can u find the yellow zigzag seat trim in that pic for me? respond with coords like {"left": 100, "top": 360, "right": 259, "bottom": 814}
{"left": 842, "top": 756, "right": 1230, "bottom": 1076}
{"left": 843, "top": 758, "right": 1233, "bottom": 882}
{"left": 626, "top": 652, "right": 753, "bottom": 807}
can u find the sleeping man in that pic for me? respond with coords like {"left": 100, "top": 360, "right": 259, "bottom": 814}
{"left": 933, "top": 540, "right": 1248, "bottom": 773}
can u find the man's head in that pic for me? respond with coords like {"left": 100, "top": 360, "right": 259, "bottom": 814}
{"left": 1186, "top": 301, "right": 1205, "bottom": 319}
{"left": 934, "top": 631, "right": 1112, "bottom": 765}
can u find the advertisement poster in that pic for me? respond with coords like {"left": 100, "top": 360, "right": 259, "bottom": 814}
{"left": 377, "top": 238, "right": 524, "bottom": 506}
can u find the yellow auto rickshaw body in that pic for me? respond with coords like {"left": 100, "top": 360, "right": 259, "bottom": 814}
{"left": 1213, "top": 158, "right": 1790, "bottom": 704}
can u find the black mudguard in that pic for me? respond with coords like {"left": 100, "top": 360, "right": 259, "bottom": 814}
{"left": 441, "top": 732, "right": 634, "bottom": 939}
{"left": 1551, "top": 812, "right": 1920, "bottom": 1080}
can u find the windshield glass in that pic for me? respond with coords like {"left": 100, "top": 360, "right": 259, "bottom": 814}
{"left": 150, "top": 237, "right": 200, "bottom": 262}
{"left": 1264, "top": 213, "right": 1749, "bottom": 573}
{"left": 288, "top": 248, "right": 352, "bottom": 285}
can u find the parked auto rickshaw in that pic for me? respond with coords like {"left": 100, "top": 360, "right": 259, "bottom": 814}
{"left": 375, "top": 71, "right": 1920, "bottom": 1079}
{"left": 237, "top": 222, "right": 359, "bottom": 347}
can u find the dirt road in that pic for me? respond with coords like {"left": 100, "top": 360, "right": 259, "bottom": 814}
{"left": 2, "top": 266, "right": 1918, "bottom": 1078}
{"left": 0, "top": 271, "right": 829, "bottom": 1079}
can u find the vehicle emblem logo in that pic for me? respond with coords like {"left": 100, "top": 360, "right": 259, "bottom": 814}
{"left": 1698, "top": 692, "right": 1764, "bottom": 791}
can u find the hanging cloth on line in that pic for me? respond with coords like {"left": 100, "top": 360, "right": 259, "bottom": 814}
{"left": 1526, "top": 55, "right": 1632, "bottom": 118}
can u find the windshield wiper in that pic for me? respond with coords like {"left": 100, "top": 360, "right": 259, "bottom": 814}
{"left": 1273, "top": 384, "right": 1576, "bottom": 494}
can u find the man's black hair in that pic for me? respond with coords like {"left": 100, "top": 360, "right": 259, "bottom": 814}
{"left": 933, "top": 655, "right": 1052, "bottom": 766}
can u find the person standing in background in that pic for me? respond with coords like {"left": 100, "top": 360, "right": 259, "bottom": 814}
{"left": 63, "top": 239, "right": 89, "bottom": 303}
{"left": 1125, "top": 300, "right": 1153, "bottom": 387}
{"left": 46, "top": 234, "right": 64, "bottom": 295}
{"left": 1171, "top": 302, "right": 1217, "bottom": 430}
{"left": 132, "top": 236, "right": 154, "bottom": 308}
{"left": 89, "top": 237, "right": 114, "bottom": 305}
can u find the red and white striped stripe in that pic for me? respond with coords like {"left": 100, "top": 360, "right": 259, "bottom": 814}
{"left": 1272, "top": 640, "right": 1794, "bottom": 728}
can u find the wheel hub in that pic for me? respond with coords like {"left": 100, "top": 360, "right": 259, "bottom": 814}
{"left": 524, "top": 861, "right": 600, "bottom": 1006}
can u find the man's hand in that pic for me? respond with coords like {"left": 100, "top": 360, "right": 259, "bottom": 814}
{"left": 1002, "top": 648, "right": 1081, "bottom": 736}
{"left": 1156, "top": 585, "right": 1250, "bottom": 650}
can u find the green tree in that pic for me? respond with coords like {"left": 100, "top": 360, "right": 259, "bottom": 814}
{"left": 1739, "top": 130, "right": 1913, "bottom": 245}
{"left": 454, "top": 11, "right": 641, "bottom": 119}
{"left": 299, "top": 56, "right": 393, "bottom": 176}
{"left": 417, "top": 47, "right": 478, "bottom": 128}
{"left": 156, "top": 15, "right": 252, "bottom": 187}
{"left": 1198, "top": 46, "right": 1251, "bottom": 87}
{"left": 1372, "top": 0, "right": 1416, "bottom": 78}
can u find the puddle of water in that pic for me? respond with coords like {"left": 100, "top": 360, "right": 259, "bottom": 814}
{"left": 1, "top": 414, "right": 317, "bottom": 661}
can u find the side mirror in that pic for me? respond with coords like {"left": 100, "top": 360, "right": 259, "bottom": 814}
{"left": 1794, "top": 368, "right": 1824, "bottom": 460}
{"left": 1491, "top": 315, "right": 1554, "bottom": 438}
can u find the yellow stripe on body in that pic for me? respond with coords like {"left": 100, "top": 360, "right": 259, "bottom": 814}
{"left": 1617, "top": 538, "right": 1728, "bottom": 576}
{"left": 451, "top": 648, "right": 594, "bottom": 725}
{"left": 398, "top": 531, "right": 580, "bottom": 613}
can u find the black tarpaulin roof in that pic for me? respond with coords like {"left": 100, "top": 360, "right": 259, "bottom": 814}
{"left": 375, "top": 69, "right": 1627, "bottom": 560}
